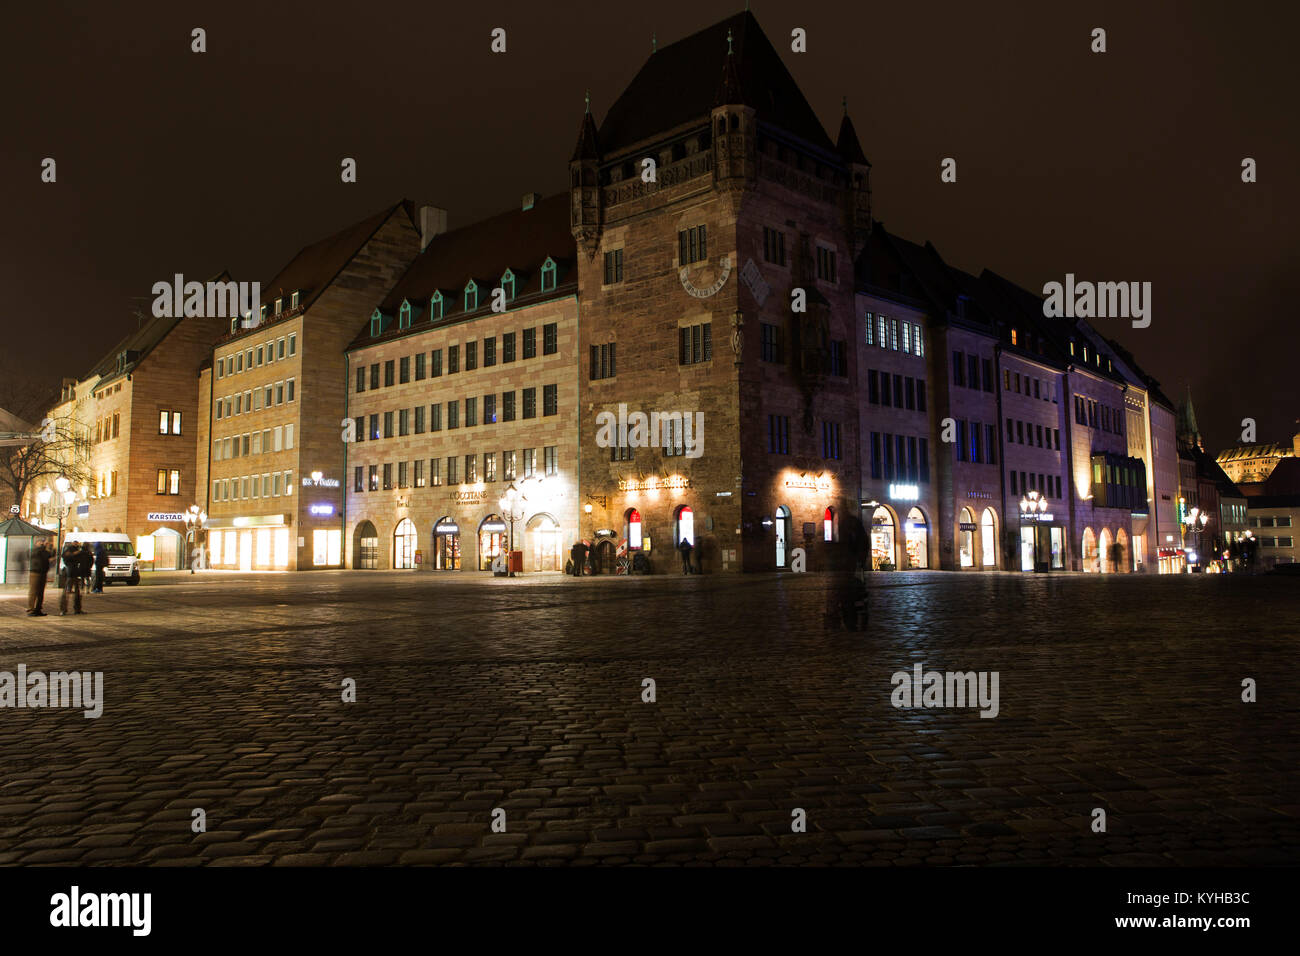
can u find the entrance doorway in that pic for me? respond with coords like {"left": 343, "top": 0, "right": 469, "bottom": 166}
{"left": 354, "top": 521, "right": 378, "bottom": 569}
{"left": 871, "top": 506, "right": 896, "bottom": 570}
{"left": 981, "top": 508, "right": 997, "bottom": 568}
{"left": 958, "top": 508, "right": 976, "bottom": 568}
{"left": 478, "top": 514, "right": 506, "bottom": 570}
{"left": 528, "top": 513, "right": 560, "bottom": 570}
{"left": 775, "top": 505, "right": 792, "bottom": 568}
{"left": 433, "top": 517, "right": 460, "bottom": 570}
{"left": 393, "top": 518, "right": 417, "bottom": 569}
{"left": 593, "top": 539, "right": 616, "bottom": 575}
{"left": 904, "top": 507, "right": 928, "bottom": 569}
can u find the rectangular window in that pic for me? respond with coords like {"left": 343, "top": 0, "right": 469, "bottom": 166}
{"left": 370, "top": 364, "right": 380, "bottom": 389}
{"left": 523, "top": 448, "right": 536, "bottom": 477}
{"left": 760, "top": 323, "right": 781, "bottom": 363}
{"left": 523, "top": 327, "right": 536, "bottom": 359}
{"left": 768, "top": 415, "right": 790, "bottom": 455}
{"left": 287, "top": 379, "right": 294, "bottom": 402}
{"left": 953, "top": 351, "right": 965, "bottom": 387}
{"left": 483, "top": 336, "right": 496, "bottom": 367}
{"left": 971, "top": 422, "right": 982, "bottom": 463}
{"left": 815, "top": 246, "right": 836, "bottom": 282}
{"left": 400, "top": 355, "right": 410, "bottom": 384}
{"left": 503, "top": 450, "right": 516, "bottom": 480}
{"left": 447, "top": 456, "right": 458, "bottom": 484}
{"left": 868, "top": 370, "right": 880, "bottom": 405}
{"left": 398, "top": 460, "right": 408, "bottom": 488}
{"left": 464, "top": 454, "right": 476, "bottom": 483}
{"left": 544, "top": 446, "right": 558, "bottom": 477}
{"left": 543, "top": 322, "right": 558, "bottom": 355}
{"left": 603, "top": 249, "right": 624, "bottom": 284}
{"left": 543, "top": 384, "right": 557, "bottom": 416}
{"left": 502, "top": 391, "right": 515, "bottom": 422}
{"left": 503, "top": 332, "right": 516, "bottom": 363}
{"left": 870, "top": 432, "right": 882, "bottom": 480}
{"left": 415, "top": 352, "right": 426, "bottom": 380}
{"left": 431, "top": 349, "right": 443, "bottom": 377}
{"left": 288, "top": 334, "right": 296, "bottom": 356}
{"left": 982, "top": 359, "right": 993, "bottom": 393}
{"left": 383, "top": 411, "right": 393, "bottom": 438}
{"left": 591, "top": 343, "right": 618, "bottom": 380}
{"left": 354, "top": 466, "right": 364, "bottom": 492}
{"left": 877, "top": 315, "right": 887, "bottom": 350}
{"left": 679, "top": 323, "right": 712, "bottom": 365}
{"left": 398, "top": 408, "right": 410, "bottom": 436}
{"left": 465, "top": 340, "right": 477, "bottom": 370}
{"left": 448, "top": 345, "right": 459, "bottom": 374}
{"left": 822, "top": 421, "right": 842, "bottom": 460}
{"left": 482, "top": 393, "right": 496, "bottom": 424}
{"left": 522, "top": 388, "right": 536, "bottom": 419}
{"left": 678, "top": 225, "right": 708, "bottom": 265}
{"left": 957, "top": 421, "right": 968, "bottom": 461}
{"left": 968, "top": 354, "right": 979, "bottom": 390}
{"left": 384, "top": 360, "right": 395, "bottom": 387}
{"left": 415, "top": 459, "right": 425, "bottom": 488}
{"left": 865, "top": 313, "right": 874, "bottom": 347}
{"left": 430, "top": 404, "right": 442, "bottom": 431}
{"left": 430, "top": 458, "right": 441, "bottom": 486}
{"left": 905, "top": 377, "right": 915, "bottom": 411}
{"left": 382, "top": 463, "right": 393, "bottom": 490}
{"left": 829, "top": 340, "right": 847, "bottom": 377}
{"left": 356, "top": 367, "right": 366, "bottom": 392}
{"left": 1016, "top": 420, "right": 1025, "bottom": 444}
{"left": 763, "top": 227, "right": 785, "bottom": 266}
{"left": 447, "top": 400, "right": 459, "bottom": 429}
{"left": 465, "top": 397, "right": 477, "bottom": 427}
{"left": 889, "top": 318, "right": 899, "bottom": 351}
{"left": 484, "top": 453, "right": 497, "bottom": 482}
{"left": 913, "top": 323, "right": 924, "bottom": 357}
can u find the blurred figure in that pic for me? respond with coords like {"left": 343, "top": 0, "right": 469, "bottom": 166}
{"left": 826, "top": 513, "right": 870, "bottom": 632}
{"left": 27, "top": 539, "right": 52, "bottom": 616}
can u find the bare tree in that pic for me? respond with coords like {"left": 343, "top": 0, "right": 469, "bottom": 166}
{"left": 0, "top": 359, "right": 93, "bottom": 511}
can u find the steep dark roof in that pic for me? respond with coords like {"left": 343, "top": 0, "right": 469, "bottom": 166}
{"left": 260, "top": 201, "right": 415, "bottom": 315}
{"left": 351, "top": 193, "right": 576, "bottom": 350}
{"left": 571, "top": 105, "right": 600, "bottom": 162}
{"left": 599, "top": 11, "right": 833, "bottom": 156}
{"left": 836, "top": 112, "right": 868, "bottom": 165}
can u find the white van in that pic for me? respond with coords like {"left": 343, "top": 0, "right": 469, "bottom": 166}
{"left": 62, "top": 532, "right": 140, "bottom": 586}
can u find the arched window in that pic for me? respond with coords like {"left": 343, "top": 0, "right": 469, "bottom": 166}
{"left": 464, "top": 281, "right": 478, "bottom": 312}
{"left": 540, "top": 258, "right": 557, "bottom": 292}
{"left": 369, "top": 309, "right": 383, "bottom": 337}
{"left": 675, "top": 505, "right": 695, "bottom": 546}
{"left": 626, "top": 508, "right": 643, "bottom": 550}
{"left": 399, "top": 300, "right": 412, "bottom": 329}
{"left": 823, "top": 506, "right": 834, "bottom": 542}
{"left": 393, "top": 518, "right": 417, "bottom": 569}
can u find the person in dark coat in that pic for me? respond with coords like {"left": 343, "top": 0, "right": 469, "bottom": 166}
{"left": 569, "top": 541, "right": 586, "bottom": 577}
{"left": 92, "top": 540, "right": 108, "bottom": 592}
{"left": 27, "top": 540, "right": 52, "bottom": 616}
{"left": 826, "top": 513, "right": 870, "bottom": 631}
{"left": 60, "top": 542, "right": 87, "bottom": 615}
{"left": 678, "top": 537, "right": 694, "bottom": 574}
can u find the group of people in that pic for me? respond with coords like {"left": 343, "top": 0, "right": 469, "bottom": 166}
{"left": 25, "top": 539, "right": 108, "bottom": 617}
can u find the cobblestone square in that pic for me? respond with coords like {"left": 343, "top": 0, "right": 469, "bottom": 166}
{"left": 0, "top": 570, "right": 1295, "bottom": 866}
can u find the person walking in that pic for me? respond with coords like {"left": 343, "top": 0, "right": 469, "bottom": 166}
{"left": 92, "top": 540, "right": 107, "bottom": 592}
{"left": 569, "top": 541, "right": 585, "bottom": 577}
{"left": 826, "top": 514, "right": 870, "bottom": 631}
{"left": 678, "top": 537, "right": 694, "bottom": 574}
{"left": 27, "top": 539, "right": 52, "bottom": 616}
{"left": 60, "top": 542, "right": 87, "bottom": 616}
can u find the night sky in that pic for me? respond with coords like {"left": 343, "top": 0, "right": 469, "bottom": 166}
{"left": 6, "top": 0, "right": 1296, "bottom": 450}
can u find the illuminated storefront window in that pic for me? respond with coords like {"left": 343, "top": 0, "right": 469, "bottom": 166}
{"left": 392, "top": 518, "right": 417, "bottom": 569}
{"left": 675, "top": 505, "right": 695, "bottom": 546}
{"left": 958, "top": 508, "right": 976, "bottom": 568}
{"left": 904, "top": 507, "right": 928, "bottom": 569}
{"left": 823, "top": 507, "right": 834, "bottom": 542}
{"left": 981, "top": 508, "right": 997, "bottom": 568}
{"left": 627, "top": 509, "right": 643, "bottom": 551}
{"left": 871, "top": 506, "right": 896, "bottom": 570}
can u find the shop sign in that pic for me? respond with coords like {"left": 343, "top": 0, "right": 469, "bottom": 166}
{"left": 302, "top": 472, "right": 340, "bottom": 488}
{"left": 595, "top": 529, "right": 616, "bottom": 537}
{"left": 148, "top": 512, "right": 185, "bottom": 522}
{"left": 959, "top": 522, "right": 977, "bottom": 531}
{"left": 449, "top": 490, "right": 488, "bottom": 502}
{"left": 435, "top": 522, "right": 460, "bottom": 535}
{"left": 1021, "top": 512, "right": 1055, "bottom": 523}
{"left": 309, "top": 504, "right": 335, "bottom": 516}
{"left": 619, "top": 476, "right": 692, "bottom": 492}
{"left": 76, "top": 504, "right": 90, "bottom": 517}
{"left": 888, "top": 483, "right": 919, "bottom": 501}
{"left": 480, "top": 520, "right": 507, "bottom": 533}
{"left": 783, "top": 472, "right": 833, "bottom": 492}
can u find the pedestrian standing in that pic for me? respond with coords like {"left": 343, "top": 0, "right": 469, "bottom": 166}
{"left": 93, "top": 540, "right": 107, "bottom": 592}
{"left": 569, "top": 542, "right": 584, "bottom": 577}
{"left": 60, "top": 543, "right": 87, "bottom": 616}
{"left": 678, "top": 537, "right": 694, "bottom": 574}
{"left": 27, "top": 539, "right": 52, "bottom": 616}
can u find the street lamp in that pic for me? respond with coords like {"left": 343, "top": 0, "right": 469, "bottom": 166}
{"left": 1019, "top": 490, "right": 1050, "bottom": 572}
{"left": 36, "top": 476, "right": 77, "bottom": 585}
{"left": 1182, "top": 506, "right": 1209, "bottom": 571}
{"left": 183, "top": 505, "right": 207, "bottom": 573}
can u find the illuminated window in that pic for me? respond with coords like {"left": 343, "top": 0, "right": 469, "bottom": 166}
{"left": 824, "top": 507, "right": 834, "bottom": 542}
{"left": 627, "top": 509, "right": 643, "bottom": 550}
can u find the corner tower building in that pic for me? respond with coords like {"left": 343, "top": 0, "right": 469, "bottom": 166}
{"left": 576, "top": 12, "right": 867, "bottom": 572}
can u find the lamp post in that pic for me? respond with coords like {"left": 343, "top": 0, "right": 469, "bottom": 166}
{"left": 183, "top": 505, "right": 207, "bottom": 573}
{"left": 1019, "top": 490, "right": 1050, "bottom": 572}
{"left": 499, "top": 476, "right": 545, "bottom": 578}
{"left": 1182, "top": 506, "right": 1209, "bottom": 572}
{"left": 36, "top": 476, "right": 77, "bottom": 586}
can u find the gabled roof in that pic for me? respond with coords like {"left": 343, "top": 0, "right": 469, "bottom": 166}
{"left": 836, "top": 112, "right": 868, "bottom": 165}
{"left": 351, "top": 193, "right": 576, "bottom": 350}
{"left": 598, "top": 11, "right": 834, "bottom": 157}
{"left": 258, "top": 201, "right": 416, "bottom": 319}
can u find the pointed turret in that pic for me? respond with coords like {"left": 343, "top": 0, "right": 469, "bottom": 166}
{"left": 711, "top": 27, "right": 757, "bottom": 193}
{"left": 569, "top": 92, "right": 603, "bottom": 261}
{"left": 838, "top": 101, "right": 873, "bottom": 259}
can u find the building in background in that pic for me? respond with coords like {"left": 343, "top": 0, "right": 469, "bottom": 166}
{"left": 200, "top": 202, "right": 421, "bottom": 571}
{"left": 343, "top": 193, "right": 580, "bottom": 573}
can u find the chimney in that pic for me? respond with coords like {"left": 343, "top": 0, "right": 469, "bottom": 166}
{"left": 521, "top": 192, "right": 541, "bottom": 211}
{"left": 419, "top": 205, "right": 448, "bottom": 251}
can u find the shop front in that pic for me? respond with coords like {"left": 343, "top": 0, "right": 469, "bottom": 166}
{"left": 205, "top": 514, "right": 293, "bottom": 571}
{"left": 478, "top": 515, "right": 507, "bottom": 570}
{"left": 433, "top": 517, "right": 461, "bottom": 570}
{"left": 1158, "top": 547, "right": 1186, "bottom": 575}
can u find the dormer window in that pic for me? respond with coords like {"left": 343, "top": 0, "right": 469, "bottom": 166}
{"left": 370, "top": 309, "right": 384, "bottom": 337}
{"left": 290, "top": 290, "right": 300, "bottom": 310}
{"left": 399, "top": 300, "right": 412, "bottom": 329}
{"left": 1069, "top": 340, "right": 1076, "bottom": 356}
{"left": 464, "top": 280, "right": 478, "bottom": 312}
{"left": 1010, "top": 328, "right": 1018, "bottom": 346}
{"left": 430, "top": 291, "right": 444, "bottom": 320}
{"left": 541, "top": 257, "right": 557, "bottom": 292}
{"left": 501, "top": 269, "right": 516, "bottom": 302}
{"left": 260, "top": 304, "right": 268, "bottom": 322}
{"left": 273, "top": 298, "right": 282, "bottom": 314}
{"left": 1082, "top": 345, "right": 1089, "bottom": 362}
{"left": 230, "top": 317, "right": 239, "bottom": 334}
